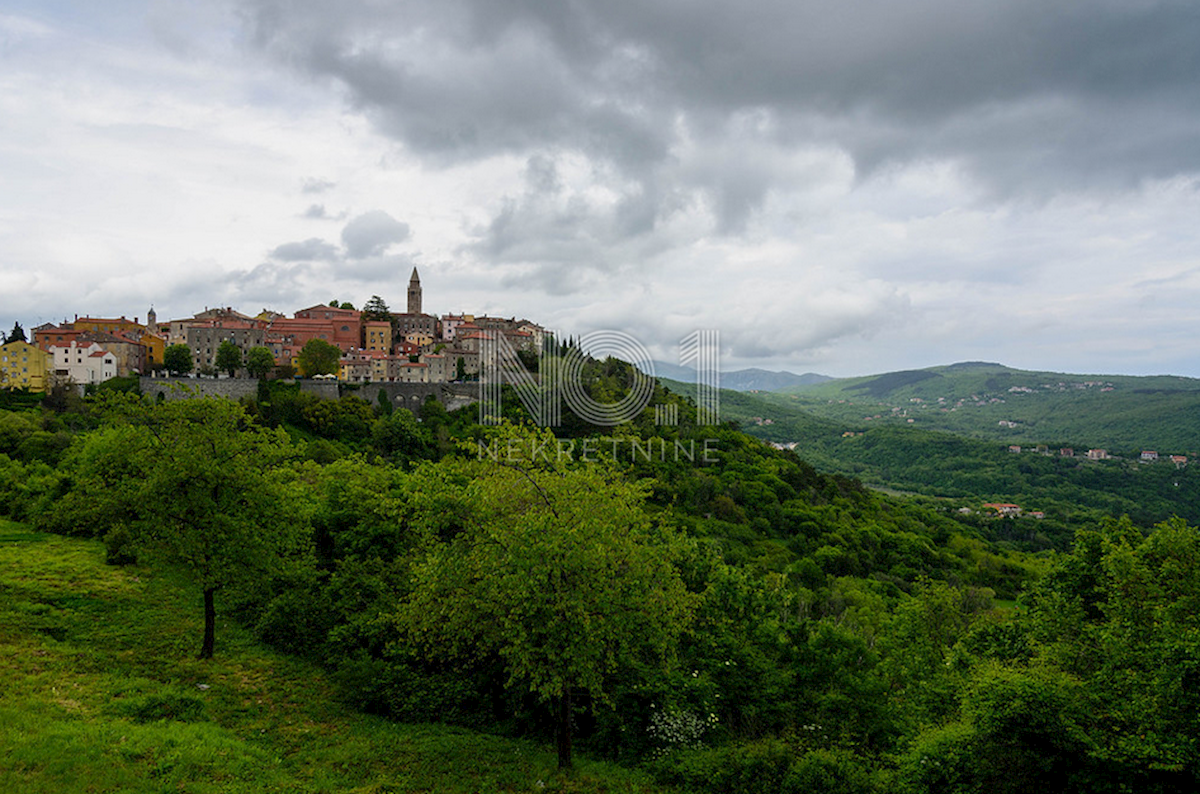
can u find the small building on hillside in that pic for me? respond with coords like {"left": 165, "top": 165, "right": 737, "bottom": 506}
{"left": 982, "top": 503, "right": 1023, "bottom": 517}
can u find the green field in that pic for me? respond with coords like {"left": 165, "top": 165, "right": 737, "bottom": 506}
{"left": 0, "top": 520, "right": 672, "bottom": 794}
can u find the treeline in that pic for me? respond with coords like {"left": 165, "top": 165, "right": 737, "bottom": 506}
{"left": 1, "top": 364, "right": 1198, "bottom": 791}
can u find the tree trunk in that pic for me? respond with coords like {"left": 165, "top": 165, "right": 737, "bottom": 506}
{"left": 199, "top": 587, "right": 216, "bottom": 659}
{"left": 555, "top": 687, "right": 573, "bottom": 771}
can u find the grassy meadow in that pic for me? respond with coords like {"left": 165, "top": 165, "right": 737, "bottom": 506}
{"left": 0, "top": 519, "right": 672, "bottom": 794}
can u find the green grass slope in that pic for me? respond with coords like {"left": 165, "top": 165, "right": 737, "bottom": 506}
{"left": 0, "top": 521, "right": 672, "bottom": 794}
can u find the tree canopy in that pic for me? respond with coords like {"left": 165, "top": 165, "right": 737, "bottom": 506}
{"left": 163, "top": 344, "right": 193, "bottom": 376}
{"left": 246, "top": 346, "right": 275, "bottom": 380}
{"left": 361, "top": 295, "right": 392, "bottom": 322}
{"left": 400, "top": 426, "right": 697, "bottom": 769}
{"left": 215, "top": 341, "right": 242, "bottom": 377}
{"left": 5, "top": 321, "right": 26, "bottom": 344}
{"left": 295, "top": 339, "right": 342, "bottom": 378}
{"left": 65, "top": 397, "right": 307, "bottom": 658}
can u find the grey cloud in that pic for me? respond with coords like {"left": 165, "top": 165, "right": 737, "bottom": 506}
{"left": 269, "top": 237, "right": 339, "bottom": 261}
{"left": 243, "top": 0, "right": 1200, "bottom": 196}
{"left": 162, "top": 260, "right": 316, "bottom": 315}
{"left": 556, "top": 277, "right": 912, "bottom": 366}
{"left": 467, "top": 155, "right": 686, "bottom": 294}
{"left": 301, "top": 177, "right": 335, "bottom": 194}
{"left": 302, "top": 204, "right": 348, "bottom": 221}
{"left": 340, "top": 253, "right": 419, "bottom": 283}
{"left": 231, "top": 260, "right": 313, "bottom": 292}
{"left": 341, "top": 210, "right": 411, "bottom": 258}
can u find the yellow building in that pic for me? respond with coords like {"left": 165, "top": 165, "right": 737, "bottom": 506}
{"left": 405, "top": 331, "right": 435, "bottom": 348}
{"left": 139, "top": 332, "right": 166, "bottom": 369}
{"left": 0, "top": 341, "right": 53, "bottom": 392}
{"left": 364, "top": 321, "right": 392, "bottom": 353}
{"left": 71, "top": 315, "right": 146, "bottom": 335}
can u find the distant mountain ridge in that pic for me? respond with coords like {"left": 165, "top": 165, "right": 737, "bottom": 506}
{"left": 643, "top": 361, "right": 831, "bottom": 392}
{"left": 771, "top": 361, "right": 1200, "bottom": 452}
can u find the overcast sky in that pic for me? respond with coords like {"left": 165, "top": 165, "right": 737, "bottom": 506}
{"left": 3, "top": 0, "right": 1200, "bottom": 378}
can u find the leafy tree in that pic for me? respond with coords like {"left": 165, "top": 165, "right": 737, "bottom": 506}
{"left": 455, "top": 356, "right": 466, "bottom": 381}
{"left": 295, "top": 338, "right": 342, "bottom": 378}
{"left": 400, "top": 426, "right": 697, "bottom": 769}
{"left": 5, "top": 321, "right": 26, "bottom": 344}
{"left": 370, "top": 409, "right": 435, "bottom": 464}
{"left": 246, "top": 346, "right": 275, "bottom": 380}
{"left": 113, "top": 398, "right": 306, "bottom": 658}
{"left": 376, "top": 388, "right": 393, "bottom": 416}
{"left": 215, "top": 340, "right": 242, "bottom": 377}
{"left": 163, "top": 344, "right": 193, "bottom": 376}
{"left": 362, "top": 295, "right": 392, "bottom": 322}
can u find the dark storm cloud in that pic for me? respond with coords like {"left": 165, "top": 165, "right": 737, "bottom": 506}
{"left": 241, "top": 0, "right": 1200, "bottom": 321}
{"left": 340, "top": 210, "right": 411, "bottom": 259}
{"left": 243, "top": 0, "right": 1200, "bottom": 189}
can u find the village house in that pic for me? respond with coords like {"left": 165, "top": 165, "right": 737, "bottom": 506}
{"left": 982, "top": 503, "right": 1022, "bottom": 517}
{"left": 186, "top": 320, "right": 267, "bottom": 372}
{"left": 0, "top": 340, "right": 53, "bottom": 392}
{"left": 49, "top": 341, "right": 117, "bottom": 385}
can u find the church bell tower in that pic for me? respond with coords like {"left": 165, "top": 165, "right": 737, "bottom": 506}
{"left": 407, "top": 267, "right": 422, "bottom": 315}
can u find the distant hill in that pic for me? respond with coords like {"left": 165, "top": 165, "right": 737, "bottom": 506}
{"left": 774, "top": 362, "right": 1200, "bottom": 453}
{"left": 644, "top": 360, "right": 831, "bottom": 392}
{"left": 670, "top": 376, "right": 1200, "bottom": 537}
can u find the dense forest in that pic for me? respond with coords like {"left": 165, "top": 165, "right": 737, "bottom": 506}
{"left": 711, "top": 381, "right": 1200, "bottom": 552}
{"left": 2, "top": 362, "right": 1199, "bottom": 792}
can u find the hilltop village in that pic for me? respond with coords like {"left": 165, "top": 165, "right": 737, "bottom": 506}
{"left": 0, "top": 268, "right": 545, "bottom": 392}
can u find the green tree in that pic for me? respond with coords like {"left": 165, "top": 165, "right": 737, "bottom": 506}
{"left": 163, "top": 344, "right": 193, "bottom": 376}
{"left": 215, "top": 340, "right": 242, "bottom": 377}
{"left": 246, "top": 346, "right": 275, "bottom": 380}
{"left": 371, "top": 408, "right": 435, "bottom": 463}
{"left": 119, "top": 398, "right": 306, "bottom": 658}
{"left": 296, "top": 338, "right": 342, "bottom": 378}
{"left": 362, "top": 295, "right": 392, "bottom": 322}
{"left": 401, "top": 427, "right": 697, "bottom": 769}
{"left": 376, "top": 388, "right": 393, "bottom": 416}
{"left": 5, "top": 321, "right": 26, "bottom": 343}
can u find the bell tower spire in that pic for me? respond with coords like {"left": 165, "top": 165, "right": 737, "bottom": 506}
{"left": 407, "top": 267, "right": 422, "bottom": 314}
